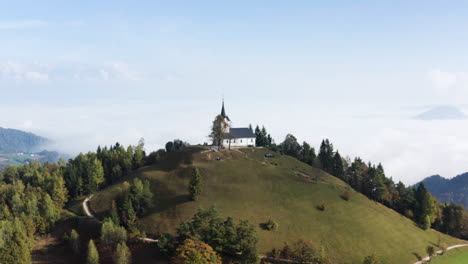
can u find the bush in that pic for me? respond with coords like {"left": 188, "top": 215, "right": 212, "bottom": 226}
{"left": 317, "top": 204, "right": 327, "bottom": 211}
{"left": 405, "top": 209, "right": 414, "bottom": 219}
{"left": 440, "top": 243, "right": 448, "bottom": 254}
{"left": 264, "top": 219, "right": 279, "bottom": 231}
{"left": 341, "top": 191, "right": 352, "bottom": 201}
{"left": 362, "top": 254, "right": 380, "bottom": 264}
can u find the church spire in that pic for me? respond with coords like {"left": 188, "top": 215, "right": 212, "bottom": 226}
{"left": 220, "top": 100, "right": 230, "bottom": 121}
{"left": 221, "top": 100, "right": 226, "bottom": 117}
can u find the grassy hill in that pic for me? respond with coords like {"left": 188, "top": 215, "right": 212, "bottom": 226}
{"left": 89, "top": 147, "right": 463, "bottom": 264}
{"left": 431, "top": 247, "right": 468, "bottom": 263}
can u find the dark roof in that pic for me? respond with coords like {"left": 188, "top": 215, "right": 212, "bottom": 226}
{"left": 224, "top": 128, "right": 255, "bottom": 139}
{"left": 221, "top": 101, "right": 230, "bottom": 121}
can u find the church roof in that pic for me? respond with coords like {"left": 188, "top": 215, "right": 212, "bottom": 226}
{"left": 224, "top": 128, "right": 256, "bottom": 139}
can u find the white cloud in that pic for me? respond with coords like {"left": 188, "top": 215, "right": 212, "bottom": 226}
{"left": 0, "top": 61, "right": 140, "bottom": 82}
{"left": 106, "top": 62, "right": 140, "bottom": 81}
{"left": 0, "top": 62, "right": 49, "bottom": 81}
{"left": 0, "top": 20, "right": 48, "bottom": 29}
{"left": 25, "top": 71, "right": 49, "bottom": 81}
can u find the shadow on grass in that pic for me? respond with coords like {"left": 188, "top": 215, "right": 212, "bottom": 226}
{"left": 153, "top": 147, "right": 204, "bottom": 171}
{"left": 146, "top": 194, "right": 192, "bottom": 216}
{"left": 413, "top": 252, "right": 423, "bottom": 261}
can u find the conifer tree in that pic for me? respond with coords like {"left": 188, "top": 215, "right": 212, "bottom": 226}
{"left": 87, "top": 240, "right": 99, "bottom": 264}
{"left": 113, "top": 242, "right": 132, "bottom": 264}
{"left": 70, "top": 229, "right": 80, "bottom": 255}
{"left": 189, "top": 168, "right": 203, "bottom": 201}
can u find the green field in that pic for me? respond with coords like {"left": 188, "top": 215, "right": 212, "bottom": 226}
{"left": 89, "top": 147, "right": 463, "bottom": 264}
{"left": 0, "top": 153, "right": 41, "bottom": 167}
{"left": 431, "top": 247, "right": 468, "bottom": 263}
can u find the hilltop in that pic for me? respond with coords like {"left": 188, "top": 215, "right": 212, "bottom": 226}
{"left": 89, "top": 147, "right": 462, "bottom": 264}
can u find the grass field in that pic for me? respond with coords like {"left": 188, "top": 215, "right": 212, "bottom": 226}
{"left": 430, "top": 247, "right": 468, "bottom": 263}
{"left": 89, "top": 147, "right": 463, "bottom": 264}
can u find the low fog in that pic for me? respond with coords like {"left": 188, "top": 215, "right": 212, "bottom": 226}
{"left": 1, "top": 100, "right": 467, "bottom": 185}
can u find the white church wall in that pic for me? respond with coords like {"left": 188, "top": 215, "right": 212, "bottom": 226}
{"left": 222, "top": 138, "right": 256, "bottom": 147}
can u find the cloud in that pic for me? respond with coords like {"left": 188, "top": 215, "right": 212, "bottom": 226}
{"left": 0, "top": 20, "right": 48, "bottom": 29}
{"left": 0, "top": 61, "right": 139, "bottom": 82}
{"left": 0, "top": 62, "right": 49, "bottom": 82}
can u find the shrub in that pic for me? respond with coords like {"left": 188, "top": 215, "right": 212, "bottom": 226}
{"left": 362, "top": 254, "right": 380, "bottom": 264}
{"left": 264, "top": 219, "right": 279, "bottom": 231}
{"left": 341, "top": 191, "right": 352, "bottom": 201}
{"left": 440, "top": 243, "right": 448, "bottom": 254}
{"left": 426, "top": 246, "right": 435, "bottom": 259}
{"left": 317, "top": 204, "right": 327, "bottom": 211}
{"left": 405, "top": 209, "right": 414, "bottom": 219}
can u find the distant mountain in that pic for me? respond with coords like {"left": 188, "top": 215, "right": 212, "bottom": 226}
{"left": 0, "top": 127, "right": 48, "bottom": 153}
{"left": 414, "top": 105, "right": 467, "bottom": 120}
{"left": 418, "top": 173, "right": 468, "bottom": 209}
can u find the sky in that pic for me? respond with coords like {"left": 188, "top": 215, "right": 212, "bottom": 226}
{"left": 2, "top": 0, "right": 468, "bottom": 184}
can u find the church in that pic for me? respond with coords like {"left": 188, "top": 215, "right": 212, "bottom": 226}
{"left": 219, "top": 101, "right": 256, "bottom": 148}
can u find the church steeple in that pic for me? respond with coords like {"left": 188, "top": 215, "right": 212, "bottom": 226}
{"left": 221, "top": 100, "right": 226, "bottom": 117}
{"left": 221, "top": 100, "right": 230, "bottom": 121}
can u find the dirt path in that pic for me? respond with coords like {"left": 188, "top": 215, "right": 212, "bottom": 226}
{"left": 82, "top": 195, "right": 159, "bottom": 243}
{"left": 82, "top": 195, "right": 94, "bottom": 217}
{"left": 413, "top": 244, "right": 468, "bottom": 264}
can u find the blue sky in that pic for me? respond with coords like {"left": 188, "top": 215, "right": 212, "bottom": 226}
{"left": 2, "top": 1, "right": 468, "bottom": 183}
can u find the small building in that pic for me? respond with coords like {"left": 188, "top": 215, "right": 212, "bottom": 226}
{"left": 219, "top": 101, "right": 256, "bottom": 148}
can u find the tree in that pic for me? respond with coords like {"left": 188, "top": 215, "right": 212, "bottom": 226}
{"left": 101, "top": 219, "right": 127, "bottom": 248}
{"left": 209, "top": 115, "right": 229, "bottom": 149}
{"left": 132, "top": 138, "right": 145, "bottom": 169}
{"left": 318, "top": 139, "right": 334, "bottom": 173}
{"left": 70, "top": 229, "right": 80, "bottom": 255}
{"left": 87, "top": 240, "right": 99, "bottom": 264}
{"left": 331, "top": 151, "right": 344, "bottom": 179}
{"left": 0, "top": 219, "right": 31, "bottom": 264}
{"left": 88, "top": 158, "right": 105, "bottom": 193}
{"left": 189, "top": 168, "right": 203, "bottom": 201}
{"left": 281, "top": 134, "right": 302, "bottom": 158}
{"left": 173, "top": 239, "right": 222, "bottom": 264}
{"left": 113, "top": 242, "right": 132, "bottom": 264}
{"left": 292, "top": 240, "right": 318, "bottom": 264}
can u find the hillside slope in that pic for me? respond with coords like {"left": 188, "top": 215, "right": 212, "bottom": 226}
{"left": 90, "top": 148, "right": 462, "bottom": 264}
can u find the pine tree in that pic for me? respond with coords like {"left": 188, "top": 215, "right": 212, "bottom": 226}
{"left": 87, "top": 158, "right": 104, "bottom": 193}
{"left": 87, "top": 240, "right": 99, "bottom": 264}
{"left": 331, "top": 151, "right": 344, "bottom": 179}
{"left": 189, "top": 168, "right": 203, "bottom": 201}
{"left": 113, "top": 242, "right": 132, "bottom": 264}
{"left": 70, "top": 229, "right": 80, "bottom": 255}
